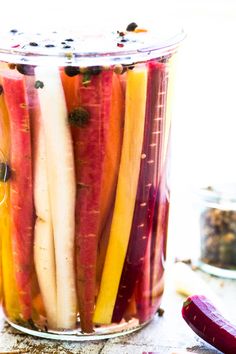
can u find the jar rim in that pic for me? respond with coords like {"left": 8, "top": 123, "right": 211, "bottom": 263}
{"left": 0, "top": 25, "right": 186, "bottom": 66}
{"left": 195, "top": 183, "right": 236, "bottom": 207}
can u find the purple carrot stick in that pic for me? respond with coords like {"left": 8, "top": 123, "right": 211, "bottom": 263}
{"left": 112, "top": 61, "right": 166, "bottom": 323}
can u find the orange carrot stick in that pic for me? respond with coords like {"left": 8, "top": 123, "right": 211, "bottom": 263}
{"left": 97, "top": 73, "right": 125, "bottom": 236}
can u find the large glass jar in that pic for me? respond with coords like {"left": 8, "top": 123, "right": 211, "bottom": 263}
{"left": 0, "top": 24, "right": 184, "bottom": 340}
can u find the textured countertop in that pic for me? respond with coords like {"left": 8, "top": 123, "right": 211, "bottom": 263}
{"left": 0, "top": 265, "right": 235, "bottom": 354}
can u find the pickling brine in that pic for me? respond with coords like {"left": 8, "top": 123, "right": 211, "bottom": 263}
{"left": 0, "top": 24, "right": 184, "bottom": 340}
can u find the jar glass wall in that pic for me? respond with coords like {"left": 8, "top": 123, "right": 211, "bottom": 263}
{"left": 0, "top": 26, "right": 184, "bottom": 340}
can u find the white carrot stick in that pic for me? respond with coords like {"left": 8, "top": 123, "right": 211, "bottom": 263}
{"left": 35, "top": 67, "right": 77, "bottom": 329}
{"left": 25, "top": 74, "right": 57, "bottom": 329}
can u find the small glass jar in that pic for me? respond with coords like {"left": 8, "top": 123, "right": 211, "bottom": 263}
{"left": 0, "top": 24, "right": 184, "bottom": 340}
{"left": 196, "top": 185, "right": 236, "bottom": 279}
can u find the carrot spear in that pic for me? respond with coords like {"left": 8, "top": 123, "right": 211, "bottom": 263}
{"left": 35, "top": 66, "right": 77, "bottom": 329}
{"left": 2, "top": 72, "right": 34, "bottom": 320}
{"left": 72, "top": 70, "right": 113, "bottom": 332}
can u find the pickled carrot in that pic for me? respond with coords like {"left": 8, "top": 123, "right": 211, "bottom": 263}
{"left": 135, "top": 234, "right": 151, "bottom": 323}
{"left": 0, "top": 192, "right": 21, "bottom": 319}
{"left": 98, "top": 73, "right": 125, "bottom": 237}
{"left": 35, "top": 66, "right": 77, "bottom": 329}
{"left": 73, "top": 71, "right": 113, "bottom": 332}
{"left": 0, "top": 87, "right": 21, "bottom": 318}
{"left": 25, "top": 76, "right": 57, "bottom": 329}
{"left": 60, "top": 70, "right": 79, "bottom": 111}
{"left": 2, "top": 72, "right": 33, "bottom": 320}
{"left": 96, "top": 73, "right": 125, "bottom": 288}
{"left": 111, "top": 61, "right": 163, "bottom": 323}
{"left": 93, "top": 66, "right": 148, "bottom": 324}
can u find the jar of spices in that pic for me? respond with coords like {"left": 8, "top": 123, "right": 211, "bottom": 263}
{"left": 197, "top": 184, "right": 236, "bottom": 279}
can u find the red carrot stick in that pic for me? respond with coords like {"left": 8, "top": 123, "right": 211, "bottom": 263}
{"left": 112, "top": 61, "right": 165, "bottom": 323}
{"left": 2, "top": 72, "right": 33, "bottom": 320}
{"left": 73, "top": 70, "right": 113, "bottom": 332}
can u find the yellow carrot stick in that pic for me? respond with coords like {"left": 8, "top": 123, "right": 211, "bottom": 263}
{"left": 94, "top": 66, "right": 147, "bottom": 324}
{"left": 1, "top": 192, "right": 21, "bottom": 319}
{"left": 96, "top": 73, "right": 125, "bottom": 287}
{"left": 0, "top": 80, "right": 20, "bottom": 319}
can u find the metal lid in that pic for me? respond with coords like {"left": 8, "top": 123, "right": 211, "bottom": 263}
{"left": 0, "top": 24, "right": 185, "bottom": 66}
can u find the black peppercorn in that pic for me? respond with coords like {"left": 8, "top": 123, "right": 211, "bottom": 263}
{"left": 16, "top": 64, "right": 35, "bottom": 76}
{"left": 0, "top": 163, "right": 11, "bottom": 182}
{"left": 64, "top": 66, "right": 80, "bottom": 77}
{"left": 89, "top": 66, "right": 102, "bottom": 75}
{"left": 126, "top": 22, "right": 138, "bottom": 32}
{"left": 29, "top": 42, "right": 38, "bottom": 47}
{"left": 68, "top": 107, "right": 90, "bottom": 127}
{"left": 34, "top": 80, "right": 44, "bottom": 89}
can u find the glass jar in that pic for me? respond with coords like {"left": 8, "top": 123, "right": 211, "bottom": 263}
{"left": 196, "top": 185, "right": 236, "bottom": 279}
{"left": 0, "top": 24, "right": 184, "bottom": 340}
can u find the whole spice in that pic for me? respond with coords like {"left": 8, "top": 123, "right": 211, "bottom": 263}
{"left": 34, "top": 80, "right": 44, "bottom": 89}
{"left": 89, "top": 66, "right": 102, "bottom": 75}
{"left": 68, "top": 107, "right": 90, "bottom": 127}
{"left": 0, "top": 162, "right": 11, "bottom": 182}
{"left": 29, "top": 42, "right": 38, "bottom": 47}
{"left": 82, "top": 72, "right": 91, "bottom": 86}
{"left": 8, "top": 63, "right": 16, "bottom": 70}
{"left": 16, "top": 64, "right": 35, "bottom": 76}
{"left": 126, "top": 22, "right": 138, "bottom": 32}
{"left": 64, "top": 66, "right": 80, "bottom": 77}
{"left": 114, "top": 64, "right": 126, "bottom": 75}
{"left": 0, "top": 85, "right": 3, "bottom": 95}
